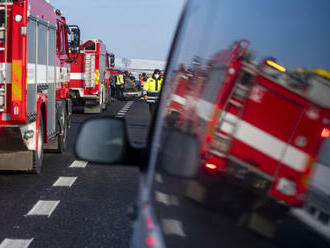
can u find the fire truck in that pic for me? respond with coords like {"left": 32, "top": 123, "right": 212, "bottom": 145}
{"left": 0, "top": 0, "right": 80, "bottom": 173}
{"left": 183, "top": 40, "right": 330, "bottom": 236}
{"left": 69, "top": 39, "right": 115, "bottom": 113}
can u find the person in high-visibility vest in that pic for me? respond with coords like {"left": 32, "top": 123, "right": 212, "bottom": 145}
{"left": 139, "top": 73, "right": 148, "bottom": 87}
{"left": 116, "top": 73, "right": 125, "bottom": 99}
{"left": 144, "top": 69, "right": 163, "bottom": 114}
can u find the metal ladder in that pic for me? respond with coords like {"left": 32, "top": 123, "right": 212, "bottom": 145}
{"left": 84, "top": 53, "right": 95, "bottom": 88}
{"left": 209, "top": 73, "right": 253, "bottom": 158}
{"left": 0, "top": 1, "right": 8, "bottom": 112}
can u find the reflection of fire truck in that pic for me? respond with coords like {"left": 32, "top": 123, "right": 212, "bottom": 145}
{"left": 0, "top": 0, "right": 80, "bottom": 173}
{"left": 69, "top": 39, "right": 114, "bottom": 113}
{"left": 186, "top": 40, "right": 330, "bottom": 235}
{"left": 167, "top": 60, "right": 205, "bottom": 129}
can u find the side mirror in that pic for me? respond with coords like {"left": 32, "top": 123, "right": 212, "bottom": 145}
{"left": 110, "top": 53, "right": 115, "bottom": 67}
{"left": 74, "top": 117, "right": 129, "bottom": 164}
{"left": 68, "top": 25, "right": 80, "bottom": 51}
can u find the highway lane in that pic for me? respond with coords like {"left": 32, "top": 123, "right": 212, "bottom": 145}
{"left": 0, "top": 100, "right": 328, "bottom": 248}
{"left": 0, "top": 101, "right": 149, "bottom": 248}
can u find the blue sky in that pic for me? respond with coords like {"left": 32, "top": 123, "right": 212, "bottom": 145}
{"left": 54, "top": 0, "right": 186, "bottom": 61}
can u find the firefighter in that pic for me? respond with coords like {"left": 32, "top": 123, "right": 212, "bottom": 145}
{"left": 144, "top": 69, "right": 163, "bottom": 114}
{"left": 116, "top": 73, "right": 125, "bottom": 99}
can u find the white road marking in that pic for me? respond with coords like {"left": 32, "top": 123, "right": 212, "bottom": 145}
{"left": 162, "top": 219, "right": 186, "bottom": 237}
{"left": 155, "top": 173, "right": 163, "bottom": 183}
{"left": 155, "top": 191, "right": 179, "bottom": 206}
{"left": 26, "top": 201, "right": 60, "bottom": 217}
{"left": 0, "top": 239, "right": 33, "bottom": 248}
{"left": 115, "top": 101, "right": 134, "bottom": 118}
{"left": 52, "top": 177, "right": 77, "bottom": 187}
{"left": 69, "top": 160, "right": 88, "bottom": 168}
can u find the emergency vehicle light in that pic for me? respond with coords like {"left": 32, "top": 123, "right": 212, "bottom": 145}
{"left": 205, "top": 163, "right": 217, "bottom": 170}
{"left": 265, "top": 60, "right": 287, "bottom": 72}
{"left": 321, "top": 128, "right": 330, "bottom": 138}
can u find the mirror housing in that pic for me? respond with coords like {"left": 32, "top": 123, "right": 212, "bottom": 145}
{"left": 68, "top": 25, "right": 81, "bottom": 51}
{"left": 74, "top": 117, "right": 142, "bottom": 165}
{"left": 110, "top": 53, "right": 115, "bottom": 68}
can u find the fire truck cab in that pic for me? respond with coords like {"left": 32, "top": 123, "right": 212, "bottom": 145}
{"left": 0, "top": 0, "right": 80, "bottom": 173}
{"left": 69, "top": 39, "right": 114, "bottom": 113}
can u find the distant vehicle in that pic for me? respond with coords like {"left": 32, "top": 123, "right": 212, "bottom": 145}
{"left": 74, "top": 0, "right": 330, "bottom": 247}
{"left": 122, "top": 78, "right": 142, "bottom": 100}
{"left": 69, "top": 39, "right": 114, "bottom": 113}
{"left": 0, "top": 0, "right": 80, "bottom": 173}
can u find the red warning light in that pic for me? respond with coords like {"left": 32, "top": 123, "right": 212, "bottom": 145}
{"left": 321, "top": 128, "right": 330, "bottom": 138}
{"left": 205, "top": 163, "right": 217, "bottom": 170}
{"left": 146, "top": 237, "right": 155, "bottom": 246}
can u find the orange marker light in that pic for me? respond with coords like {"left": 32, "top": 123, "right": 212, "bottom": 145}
{"left": 321, "top": 128, "right": 330, "bottom": 138}
{"left": 205, "top": 163, "right": 217, "bottom": 170}
{"left": 265, "top": 60, "right": 287, "bottom": 72}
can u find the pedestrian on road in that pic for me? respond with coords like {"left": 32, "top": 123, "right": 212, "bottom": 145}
{"left": 139, "top": 73, "right": 148, "bottom": 87}
{"left": 143, "top": 69, "right": 163, "bottom": 115}
{"left": 116, "top": 73, "right": 125, "bottom": 100}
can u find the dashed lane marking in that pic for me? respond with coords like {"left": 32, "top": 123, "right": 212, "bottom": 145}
{"left": 0, "top": 239, "right": 33, "bottom": 248}
{"left": 115, "top": 101, "right": 134, "bottom": 118}
{"left": 155, "top": 191, "right": 179, "bottom": 206}
{"left": 155, "top": 173, "right": 163, "bottom": 183}
{"left": 52, "top": 177, "right": 77, "bottom": 187}
{"left": 69, "top": 160, "right": 88, "bottom": 168}
{"left": 162, "top": 219, "right": 186, "bottom": 237}
{"left": 26, "top": 201, "right": 60, "bottom": 217}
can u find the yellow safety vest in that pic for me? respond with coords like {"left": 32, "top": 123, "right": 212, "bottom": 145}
{"left": 143, "top": 77, "right": 163, "bottom": 92}
{"left": 116, "top": 75, "right": 124, "bottom": 85}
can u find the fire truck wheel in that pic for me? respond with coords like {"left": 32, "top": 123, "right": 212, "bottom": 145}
{"left": 102, "top": 101, "right": 108, "bottom": 111}
{"left": 32, "top": 115, "right": 44, "bottom": 174}
{"left": 101, "top": 88, "right": 108, "bottom": 111}
{"left": 56, "top": 109, "right": 68, "bottom": 153}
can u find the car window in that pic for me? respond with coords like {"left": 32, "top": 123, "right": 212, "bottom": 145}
{"left": 149, "top": 0, "right": 330, "bottom": 247}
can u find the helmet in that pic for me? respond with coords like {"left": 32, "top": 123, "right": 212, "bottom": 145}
{"left": 153, "top": 69, "right": 161, "bottom": 75}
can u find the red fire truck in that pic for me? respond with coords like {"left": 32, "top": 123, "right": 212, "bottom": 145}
{"left": 69, "top": 39, "right": 114, "bottom": 113}
{"left": 182, "top": 40, "right": 330, "bottom": 235}
{"left": 0, "top": 0, "right": 80, "bottom": 173}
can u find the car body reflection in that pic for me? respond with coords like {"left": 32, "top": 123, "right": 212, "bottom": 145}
{"left": 131, "top": 1, "right": 330, "bottom": 247}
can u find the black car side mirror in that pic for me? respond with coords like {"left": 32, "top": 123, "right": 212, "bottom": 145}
{"left": 74, "top": 117, "right": 143, "bottom": 165}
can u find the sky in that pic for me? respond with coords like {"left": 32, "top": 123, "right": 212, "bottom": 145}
{"left": 53, "top": 0, "right": 186, "bottom": 61}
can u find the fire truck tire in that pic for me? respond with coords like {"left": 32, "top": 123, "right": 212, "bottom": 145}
{"left": 101, "top": 87, "right": 108, "bottom": 111}
{"left": 32, "top": 115, "right": 44, "bottom": 174}
{"left": 102, "top": 101, "right": 108, "bottom": 111}
{"left": 56, "top": 109, "right": 68, "bottom": 153}
{"left": 237, "top": 212, "right": 277, "bottom": 239}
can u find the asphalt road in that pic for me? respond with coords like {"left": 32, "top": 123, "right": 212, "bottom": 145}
{"left": 0, "top": 100, "right": 328, "bottom": 248}
{"left": 0, "top": 101, "right": 149, "bottom": 248}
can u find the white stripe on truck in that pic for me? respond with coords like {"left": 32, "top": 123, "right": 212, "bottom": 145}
{"left": 220, "top": 112, "right": 309, "bottom": 172}
{"left": 70, "top": 73, "right": 85, "bottom": 80}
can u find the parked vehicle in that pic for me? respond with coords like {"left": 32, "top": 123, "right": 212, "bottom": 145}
{"left": 0, "top": 0, "right": 80, "bottom": 173}
{"left": 74, "top": 0, "right": 330, "bottom": 247}
{"left": 69, "top": 39, "right": 114, "bottom": 113}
